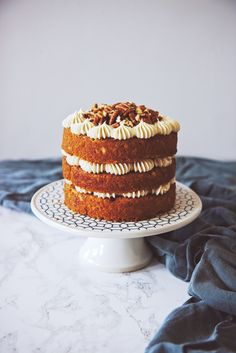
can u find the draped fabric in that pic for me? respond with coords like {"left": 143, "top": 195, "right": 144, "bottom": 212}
{"left": 0, "top": 159, "right": 62, "bottom": 213}
{"left": 0, "top": 157, "right": 236, "bottom": 352}
{"left": 146, "top": 157, "right": 236, "bottom": 353}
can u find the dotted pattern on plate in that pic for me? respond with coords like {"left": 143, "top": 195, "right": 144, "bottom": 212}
{"left": 34, "top": 180, "right": 199, "bottom": 232}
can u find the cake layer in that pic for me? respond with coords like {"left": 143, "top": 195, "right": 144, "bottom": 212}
{"left": 62, "top": 157, "right": 176, "bottom": 194}
{"left": 64, "top": 183, "right": 176, "bottom": 221}
{"left": 61, "top": 149, "right": 173, "bottom": 175}
{"left": 65, "top": 178, "right": 175, "bottom": 199}
{"left": 62, "top": 128, "right": 177, "bottom": 163}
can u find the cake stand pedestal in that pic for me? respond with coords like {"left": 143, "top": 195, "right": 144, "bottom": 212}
{"left": 79, "top": 237, "right": 152, "bottom": 272}
{"left": 31, "top": 180, "right": 202, "bottom": 272}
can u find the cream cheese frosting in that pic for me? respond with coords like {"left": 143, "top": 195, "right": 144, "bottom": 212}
{"left": 64, "top": 179, "right": 72, "bottom": 185}
{"left": 62, "top": 109, "right": 84, "bottom": 128}
{"left": 134, "top": 120, "right": 157, "bottom": 138}
{"left": 87, "top": 122, "right": 112, "bottom": 139}
{"left": 71, "top": 119, "right": 94, "bottom": 135}
{"left": 61, "top": 149, "right": 173, "bottom": 175}
{"left": 110, "top": 121, "right": 134, "bottom": 140}
{"left": 62, "top": 111, "right": 180, "bottom": 140}
{"left": 65, "top": 178, "right": 175, "bottom": 199}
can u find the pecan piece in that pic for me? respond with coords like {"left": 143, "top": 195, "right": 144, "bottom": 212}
{"left": 112, "top": 102, "right": 121, "bottom": 108}
{"left": 124, "top": 119, "right": 134, "bottom": 127}
{"left": 91, "top": 103, "right": 98, "bottom": 111}
{"left": 129, "top": 112, "right": 136, "bottom": 120}
{"left": 123, "top": 107, "right": 135, "bottom": 117}
{"left": 116, "top": 103, "right": 130, "bottom": 113}
{"left": 112, "top": 122, "right": 120, "bottom": 128}
{"left": 129, "top": 112, "right": 137, "bottom": 125}
{"left": 109, "top": 110, "right": 119, "bottom": 125}
{"left": 93, "top": 116, "right": 100, "bottom": 125}
{"left": 98, "top": 116, "right": 106, "bottom": 124}
{"left": 142, "top": 115, "right": 153, "bottom": 124}
{"left": 96, "top": 111, "right": 104, "bottom": 119}
{"left": 138, "top": 105, "right": 146, "bottom": 111}
{"left": 104, "top": 106, "right": 113, "bottom": 113}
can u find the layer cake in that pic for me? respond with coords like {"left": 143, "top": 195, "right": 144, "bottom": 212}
{"left": 61, "top": 102, "right": 180, "bottom": 221}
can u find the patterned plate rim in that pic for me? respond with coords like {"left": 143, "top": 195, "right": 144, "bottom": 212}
{"left": 31, "top": 180, "right": 202, "bottom": 239}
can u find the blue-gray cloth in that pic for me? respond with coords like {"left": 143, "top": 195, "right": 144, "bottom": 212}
{"left": 146, "top": 157, "right": 236, "bottom": 353}
{"left": 0, "top": 157, "right": 236, "bottom": 353}
{"left": 0, "top": 159, "right": 62, "bottom": 213}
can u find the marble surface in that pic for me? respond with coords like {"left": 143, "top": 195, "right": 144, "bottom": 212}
{"left": 0, "top": 206, "right": 190, "bottom": 353}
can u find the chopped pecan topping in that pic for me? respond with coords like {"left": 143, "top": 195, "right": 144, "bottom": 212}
{"left": 109, "top": 110, "right": 119, "bottom": 125}
{"left": 85, "top": 102, "right": 159, "bottom": 127}
{"left": 112, "top": 122, "right": 120, "bottom": 128}
{"left": 124, "top": 119, "right": 134, "bottom": 127}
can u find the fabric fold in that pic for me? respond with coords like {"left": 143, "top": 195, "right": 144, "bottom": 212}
{"left": 146, "top": 157, "right": 236, "bottom": 353}
{"left": 0, "top": 157, "right": 236, "bottom": 352}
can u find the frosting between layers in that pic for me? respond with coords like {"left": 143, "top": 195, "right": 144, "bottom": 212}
{"left": 62, "top": 149, "right": 173, "bottom": 175}
{"left": 63, "top": 112, "right": 180, "bottom": 140}
{"left": 64, "top": 178, "right": 175, "bottom": 199}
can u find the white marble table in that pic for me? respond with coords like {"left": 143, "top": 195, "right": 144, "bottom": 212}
{"left": 0, "top": 206, "right": 189, "bottom": 353}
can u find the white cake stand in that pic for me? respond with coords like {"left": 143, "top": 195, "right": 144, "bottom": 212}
{"left": 31, "top": 180, "right": 202, "bottom": 272}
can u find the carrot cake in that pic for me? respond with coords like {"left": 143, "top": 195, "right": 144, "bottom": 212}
{"left": 61, "top": 102, "right": 180, "bottom": 221}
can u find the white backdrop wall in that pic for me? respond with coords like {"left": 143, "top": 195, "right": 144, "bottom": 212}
{"left": 0, "top": 0, "right": 236, "bottom": 160}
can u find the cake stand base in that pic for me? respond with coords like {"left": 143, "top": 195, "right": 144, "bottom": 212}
{"left": 31, "top": 180, "right": 202, "bottom": 273}
{"left": 79, "top": 237, "right": 153, "bottom": 272}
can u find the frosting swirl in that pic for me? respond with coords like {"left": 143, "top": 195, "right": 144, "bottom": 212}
{"left": 134, "top": 120, "right": 157, "bottom": 138}
{"left": 87, "top": 122, "right": 112, "bottom": 139}
{"left": 73, "top": 109, "right": 85, "bottom": 123}
{"left": 154, "top": 157, "right": 173, "bottom": 168}
{"left": 71, "top": 119, "right": 94, "bottom": 135}
{"left": 105, "top": 163, "right": 132, "bottom": 175}
{"left": 62, "top": 110, "right": 85, "bottom": 128}
{"left": 61, "top": 149, "right": 173, "bottom": 175}
{"left": 62, "top": 111, "right": 180, "bottom": 140}
{"left": 67, "top": 178, "right": 175, "bottom": 199}
{"left": 133, "top": 159, "right": 155, "bottom": 173}
{"left": 66, "top": 155, "right": 80, "bottom": 166}
{"left": 158, "top": 116, "right": 179, "bottom": 135}
{"left": 62, "top": 113, "right": 75, "bottom": 128}
{"left": 110, "top": 121, "right": 134, "bottom": 140}
{"left": 64, "top": 179, "right": 72, "bottom": 185}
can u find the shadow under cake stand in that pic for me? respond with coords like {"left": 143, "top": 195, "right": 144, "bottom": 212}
{"left": 31, "top": 180, "right": 202, "bottom": 272}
